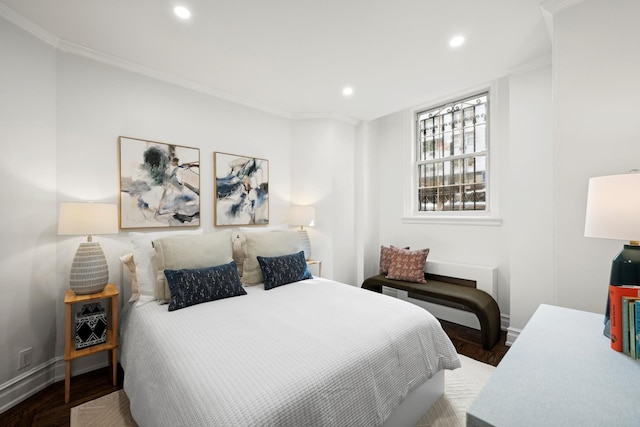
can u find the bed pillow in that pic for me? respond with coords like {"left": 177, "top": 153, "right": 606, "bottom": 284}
{"left": 386, "top": 247, "right": 430, "bottom": 284}
{"left": 130, "top": 229, "right": 204, "bottom": 305}
{"left": 242, "top": 231, "right": 303, "bottom": 285}
{"left": 379, "top": 245, "right": 410, "bottom": 275}
{"left": 232, "top": 225, "right": 291, "bottom": 277}
{"left": 164, "top": 261, "right": 247, "bottom": 311}
{"left": 119, "top": 253, "right": 139, "bottom": 302}
{"left": 153, "top": 229, "right": 234, "bottom": 303}
{"left": 257, "top": 251, "right": 312, "bottom": 290}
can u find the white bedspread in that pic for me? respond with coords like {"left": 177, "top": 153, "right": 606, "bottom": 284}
{"left": 120, "top": 278, "right": 460, "bottom": 426}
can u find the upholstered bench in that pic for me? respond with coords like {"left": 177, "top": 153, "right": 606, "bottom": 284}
{"left": 362, "top": 273, "right": 501, "bottom": 349}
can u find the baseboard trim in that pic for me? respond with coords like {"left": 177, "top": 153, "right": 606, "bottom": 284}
{"left": 0, "top": 357, "right": 59, "bottom": 414}
{"left": 506, "top": 326, "right": 522, "bottom": 346}
{"left": 500, "top": 314, "right": 510, "bottom": 333}
{"left": 0, "top": 356, "right": 108, "bottom": 414}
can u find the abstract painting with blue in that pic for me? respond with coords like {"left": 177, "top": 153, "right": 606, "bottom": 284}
{"left": 119, "top": 136, "right": 200, "bottom": 228}
{"left": 214, "top": 152, "right": 269, "bottom": 226}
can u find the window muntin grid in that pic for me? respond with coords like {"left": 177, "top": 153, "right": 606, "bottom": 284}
{"left": 416, "top": 93, "right": 488, "bottom": 212}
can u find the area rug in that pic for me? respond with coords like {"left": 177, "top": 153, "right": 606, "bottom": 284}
{"left": 70, "top": 354, "right": 494, "bottom": 427}
{"left": 70, "top": 389, "right": 137, "bottom": 427}
{"left": 417, "top": 354, "right": 495, "bottom": 426}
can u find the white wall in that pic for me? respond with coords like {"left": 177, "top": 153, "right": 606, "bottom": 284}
{"left": 54, "top": 51, "right": 293, "bottom": 363}
{"left": 1, "top": 16, "right": 300, "bottom": 407}
{"left": 0, "top": 16, "right": 58, "bottom": 400}
{"left": 5, "top": 0, "right": 640, "bottom": 413}
{"left": 553, "top": 0, "right": 640, "bottom": 313}
{"left": 369, "top": 79, "right": 513, "bottom": 316}
{"left": 290, "top": 119, "right": 357, "bottom": 284}
{"left": 355, "top": 120, "right": 380, "bottom": 286}
{"left": 364, "top": 0, "right": 640, "bottom": 337}
{"left": 1, "top": 14, "right": 362, "bottom": 408}
{"left": 507, "top": 63, "right": 554, "bottom": 335}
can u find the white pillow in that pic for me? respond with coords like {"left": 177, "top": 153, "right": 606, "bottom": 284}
{"left": 153, "top": 229, "right": 234, "bottom": 303}
{"left": 130, "top": 229, "right": 204, "bottom": 306}
{"left": 242, "top": 231, "right": 302, "bottom": 285}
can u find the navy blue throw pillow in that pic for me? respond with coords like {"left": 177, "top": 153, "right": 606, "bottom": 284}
{"left": 164, "top": 261, "right": 247, "bottom": 311}
{"left": 257, "top": 251, "right": 313, "bottom": 290}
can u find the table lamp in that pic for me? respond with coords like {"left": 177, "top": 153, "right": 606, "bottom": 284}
{"left": 58, "top": 202, "right": 119, "bottom": 294}
{"left": 288, "top": 205, "right": 315, "bottom": 260}
{"left": 584, "top": 171, "right": 640, "bottom": 336}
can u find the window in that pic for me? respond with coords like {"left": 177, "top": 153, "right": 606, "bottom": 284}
{"left": 415, "top": 92, "right": 488, "bottom": 212}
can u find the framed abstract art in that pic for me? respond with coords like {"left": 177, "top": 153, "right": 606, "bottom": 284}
{"left": 214, "top": 152, "right": 269, "bottom": 226}
{"left": 119, "top": 136, "right": 200, "bottom": 229}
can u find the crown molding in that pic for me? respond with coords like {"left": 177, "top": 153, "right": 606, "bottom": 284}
{"left": 540, "top": 0, "right": 584, "bottom": 39}
{"left": 0, "top": 3, "right": 58, "bottom": 47}
{"left": 541, "top": 0, "right": 584, "bottom": 14}
{"left": 508, "top": 55, "right": 552, "bottom": 77}
{"left": 290, "top": 112, "right": 360, "bottom": 126}
{"left": 0, "top": 3, "right": 364, "bottom": 126}
{"left": 56, "top": 40, "right": 292, "bottom": 119}
{"left": 1, "top": 3, "right": 293, "bottom": 119}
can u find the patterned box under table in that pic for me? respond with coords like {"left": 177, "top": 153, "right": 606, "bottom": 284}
{"left": 75, "top": 303, "right": 107, "bottom": 349}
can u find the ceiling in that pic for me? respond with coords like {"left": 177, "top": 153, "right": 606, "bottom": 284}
{"left": 1, "top": 0, "right": 551, "bottom": 121}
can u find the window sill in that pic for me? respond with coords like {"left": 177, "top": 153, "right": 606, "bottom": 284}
{"left": 401, "top": 215, "right": 503, "bottom": 226}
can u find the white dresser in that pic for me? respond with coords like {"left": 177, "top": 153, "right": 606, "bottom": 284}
{"left": 467, "top": 304, "right": 640, "bottom": 426}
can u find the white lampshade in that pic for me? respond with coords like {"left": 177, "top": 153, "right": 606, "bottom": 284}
{"left": 584, "top": 173, "right": 640, "bottom": 242}
{"left": 288, "top": 206, "right": 316, "bottom": 228}
{"left": 58, "top": 202, "right": 119, "bottom": 237}
{"left": 58, "top": 202, "right": 118, "bottom": 295}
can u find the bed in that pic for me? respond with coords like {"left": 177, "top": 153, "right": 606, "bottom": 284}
{"left": 118, "top": 230, "right": 460, "bottom": 426}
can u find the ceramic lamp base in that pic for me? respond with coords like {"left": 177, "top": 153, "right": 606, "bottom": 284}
{"left": 603, "top": 244, "right": 640, "bottom": 337}
{"left": 69, "top": 242, "right": 109, "bottom": 295}
{"left": 297, "top": 229, "right": 312, "bottom": 261}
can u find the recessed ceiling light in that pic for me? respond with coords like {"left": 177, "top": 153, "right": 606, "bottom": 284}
{"left": 342, "top": 86, "right": 354, "bottom": 96}
{"left": 174, "top": 6, "right": 191, "bottom": 20}
{"left": 449, "top": 35, "right": 465, "bottom": 48}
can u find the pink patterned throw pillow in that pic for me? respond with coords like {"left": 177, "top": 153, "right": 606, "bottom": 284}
{"left": 379, "top": 245, "right": 410, "bottom": 275}
{"left": 386, "top": 247, "right": 429, "bottom": 283}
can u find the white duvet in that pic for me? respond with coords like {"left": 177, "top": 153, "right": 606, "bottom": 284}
{"left": 120, "top": 278, "right": 460, "bottom": 426}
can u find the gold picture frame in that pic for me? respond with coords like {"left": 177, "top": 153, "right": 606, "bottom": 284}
{"left": 119, "top": 136, "right": 200, "bottom": 229}
{"left": 214, "top": 151, "right": 269, "bottom": 226}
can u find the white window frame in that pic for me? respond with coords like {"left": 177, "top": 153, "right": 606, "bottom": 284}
{"left": 402, "top": 83, "right": 502, "bottom": 226}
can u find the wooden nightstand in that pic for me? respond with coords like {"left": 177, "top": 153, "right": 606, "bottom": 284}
{"left": 64, "top": 283, "right": 119, "bottom": 403}
{"left": 307, "top": 260, "right": 322, "bottom": 277}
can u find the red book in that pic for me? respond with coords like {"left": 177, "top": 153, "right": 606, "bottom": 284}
{"left": 609, "top": 285, "right": 640, "bottom": 351}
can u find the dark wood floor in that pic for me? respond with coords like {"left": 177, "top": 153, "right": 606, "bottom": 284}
{"left": 439, "top": 319, "right": 510, "bottom": 367}
{"left": 0, "top": 320, "right": 508, "bottom": 426}
{"left": 1, "top": 366, "right": 124, "bottom": 427}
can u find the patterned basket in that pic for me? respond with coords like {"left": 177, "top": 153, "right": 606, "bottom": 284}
{"left": 75, "top": 303, "right": 107, "bottom": 349}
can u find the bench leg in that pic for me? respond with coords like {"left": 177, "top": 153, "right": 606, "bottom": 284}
{"left": 476, "top": 301, "right": 501, "bottom": 350}
{"left": 362, "top": 277, "right": 501, "bottom": 349}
